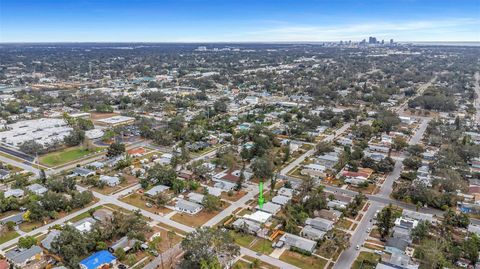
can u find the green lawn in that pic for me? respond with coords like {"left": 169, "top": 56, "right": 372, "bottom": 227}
{"left": 231, "top": 231, "right": 256, "bottom": 248}
{"left": 0, "top": 230, "right": 20, "bottom": 244}
{"left": 280, "top": 250, "right": 328, "bottom": 269}
{"left": 40, "top": 146, "right": 102, "bottom": 167}
{"left": 352, "top": 252, "right": 380, "bottom": 269}
{"left": 250, "top": 238, "right": 274, "bottom": 254}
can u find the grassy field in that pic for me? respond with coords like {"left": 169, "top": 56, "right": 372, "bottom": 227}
{"left": 0, "top": 230, "right": 19, "bottom": 244}
{"left": 40, "top": 146, "right": 102, "bottom": 167}
{"left": 280, "top": 250, "right": 328, "bottom": 269}
{"left": 352, "top": 252, "right": 380, "bottom": 269}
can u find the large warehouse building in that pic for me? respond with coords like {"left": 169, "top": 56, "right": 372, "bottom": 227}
{"left": 0, "top": 118, "right": 72, "bottom": 148}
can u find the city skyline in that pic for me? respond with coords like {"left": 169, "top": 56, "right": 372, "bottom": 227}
{"left": 1, "top": 0, "right": 479, "bottom": 43}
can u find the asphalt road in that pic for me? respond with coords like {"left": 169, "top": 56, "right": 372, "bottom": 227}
{"left": 474, "top": 72, "right": 480, "bottom": 123}
{"left": 333, "top": 202, "right": 381, "bottom": 269}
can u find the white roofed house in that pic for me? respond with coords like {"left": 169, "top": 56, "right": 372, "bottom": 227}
{"left": 187, "top": 192, "right": 205, "bottom": 204}
{"left": 175, "top": 199, "right": 203, "bottom": 215}
{"left": 26, "top": 183, "right": 48, "bottom": 196}
{"left": 300, "top": 163, "right": 326, "bottom": 179}
{"left": 99, "top": 175, "right": 120, "bottom": 187}
{"left": 72, "top": 217, "right": 97, "bottom": 233}
{"left": 232, "top": 218, "right": 262, "bottom": 235}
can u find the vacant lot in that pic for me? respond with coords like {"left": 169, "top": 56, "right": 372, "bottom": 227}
{"left": 280, "top": 250, "right": 328, "bottom": 269}
{"left": 121, "top": 193, "right": 172, "bottom": 215}
{"left": 40, "top": 146, "right": 102, "bottom": 167}
{"left": 352, "top": 252, "right": 380, "bottom": 269}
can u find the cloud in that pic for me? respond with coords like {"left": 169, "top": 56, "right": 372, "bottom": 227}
{"left": 238, "top": 18, "right": 480, "bottom": 41}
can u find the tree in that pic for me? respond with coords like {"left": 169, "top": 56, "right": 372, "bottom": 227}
{"left": 236, "top": 168, "right": 245, "bottom": 191}
{"left": 115, "top": 248, "right": 126, "bottom": 261}
{"left": 411, "top": 221, "right": 430, "bottom": 242}
{"left": 376, "top": 205, "right": 395, "bottom": 239}
{"left": 18, "top": 236, "right": 37, "bottom": 249}
{"left": 392, "top": 136, "right": 408, "bottom": 151}
{"left": 19, "top": 140, "right": 43, "bottom": 155}
{"left": 202, "top": 194, "right": 221, "bottom": 212}
{"left": 181, "top": 227, "right": 240, "bottom": 268}
{"left": 154, "top": 192, "right": 170, "bottom": 206}
{"left": 64, "top": 128, "right": 85, "bottom": 146}
{"left": 106, "top": 142, "right": 125, "bottom": 158}
{"left": 414, "top": 239, "right": 449, "bottom": 269}
{"left": 463, "top": 234, "right": 480, "bottom": 265}
{"left": 51, "top": 225, "right": 92, "bottom": 269}
{"left": 252, "top": 157, "right": 274, "bottom": 180}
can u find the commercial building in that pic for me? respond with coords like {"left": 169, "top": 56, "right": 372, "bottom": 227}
{"left": 96, "top": 116, "right": 135, "bottom": 127}
{"left": 0, "top": 118, "right": 72, "bottom": 148}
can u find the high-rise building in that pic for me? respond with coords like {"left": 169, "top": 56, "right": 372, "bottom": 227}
{"left": 390, "top": 39, "right": 394, "bottom": 45}
{"left": 368, "top": 36, "right": 377, "bottom": 44}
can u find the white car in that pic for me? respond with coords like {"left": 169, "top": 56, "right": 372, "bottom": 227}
{"left": 355, "top": 245, "right": 360, "bottom": 250}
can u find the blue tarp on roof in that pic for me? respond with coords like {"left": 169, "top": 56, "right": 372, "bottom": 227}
{"left": 79, "top": 250, "right": 116, "bottom": 269}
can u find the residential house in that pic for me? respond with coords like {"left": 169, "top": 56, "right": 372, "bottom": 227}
{"left": 144, "top": 185, "right": 170, "bottom": 197}
{"left": 0, "top": 212, "right": 24, "bottom": 225}
{"left": 26, "top": 184, "right": 48, "bottom": 195}
{"left": 92, "top": 209, "right": 114, "bottom": 223}
{"left": 187, "top": 193, "right": 205, "bottom": 204}
{"left": 79, "top": 250, "right": 117, "bottom": 269}
{"left": 271, "top": 195, "right": 291, "bottom": 206}
{"left": 301, "top": 225, "right": 327, "bottom": 241}
{"left": 41, "top": 230, "right": 61, "bottom": 251}
{"left": 278, "top": 233, "right": 317, "bottom": 253}
{"left": 72, "top": 167, "right": 95, "bottom": 177}
{"left": 314, "top": 209, "right": 341, "bottom": 222}
{"left": 99, "top": 175, "right": 120, "bottom": 187}
{"left": 0, "top": 169, "right": 10, "bottom": 180}
{"left": 232, "top": 218, "right": 261, "bottom": 235}
{"left": 305, "top": 217, "right": 334, "bottom": 232}
{"left": 277, "top": 187, "right": 294, "bottom": 197}
{"left": 5, "top": 246, "right": 43, "bottom": 268}
{"left": 73, "top": 217, "right": 97, "bottom": 233}
{"left": 109, "top": 236, "right": 141, "bottom": 253}
{"left": 3, "top": 188, "right": 24, "bottom": 198}
{"left": 175, "top": 199, "right": 203, "bottom": 215}
{"left": 255, "top": 202, "right": 281, "bottom": 215}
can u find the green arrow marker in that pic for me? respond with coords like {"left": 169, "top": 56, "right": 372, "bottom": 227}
{"left": 258, "top": 181, "right": 265, "bottom": 209}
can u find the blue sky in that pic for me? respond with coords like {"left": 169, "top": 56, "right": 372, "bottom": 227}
{"left": 0, "top": 0, "right": 479, "bottom": 42}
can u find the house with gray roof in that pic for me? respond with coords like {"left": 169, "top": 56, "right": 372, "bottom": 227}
{"left": 255, "top": 202, "right": 281, "bottom": 215}
{"left": 278, "top": 233, "right": 317, "bottom": 253}
{"left": 232, "top": 218, "right": 261, "bottom": 235}
{"left": 5, "top": 246, "right": 43, "bottom": 267}
{"left": 3, "top": 188, "right": 24, "bottom": 198}
{"left": 187, "top": 192, "right": 205, "bottom": 204}
{"left": 0, "top": 212, "right": 24, "bottom": 225}
{"left": 301, "top": 225, "right": 327, "bottom": 241}
{"left": 72, "top": 167, "right": 95, "bottom": 177}
{"left": 0, "top": 169, "right": 10, "bottom": 180}
{"left": 144, "top": 185, "right": 170, "bottom": 197}
{"left": 271, "top": 195, "right": 291, "bottom": 206}
{"left": 109, "top": 236, "right": 141, "bottom": 253}
{"left": 175, "top": 199, "right": 203, "bottom": 214}
{"left": 26, "top": 183, "right": 48, "bottom": 195}
{"left": 305, "top": 217, "right": 334, "bottom": 232}
{"left": 41, "top": 230, "right": 61, "bottom": 251}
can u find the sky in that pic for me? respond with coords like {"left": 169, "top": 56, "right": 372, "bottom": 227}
{"left": 0, "top": 0, "right": 479, "bottom": 42}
